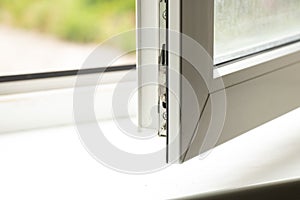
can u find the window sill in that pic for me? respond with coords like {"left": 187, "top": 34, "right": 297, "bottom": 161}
{"left": 1, "top": 106, "right": 300, "bottom": 199}
{"left": 0, "top": 71, "right": 136, "bottom": 134}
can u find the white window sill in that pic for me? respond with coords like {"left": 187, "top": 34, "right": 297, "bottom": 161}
{"left": 1, "top": 107, "right": 300, "bottom": 199}
{"left": 0, "top": 71, "right": 136, "bottom": 134}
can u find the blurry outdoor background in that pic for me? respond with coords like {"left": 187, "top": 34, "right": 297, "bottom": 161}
{"left": 0, "top": 0, "right": 135, "bottom": 76}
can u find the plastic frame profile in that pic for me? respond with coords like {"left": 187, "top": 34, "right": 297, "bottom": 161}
{"left": 168, "top": 0, "right": 300, "bottom": 163}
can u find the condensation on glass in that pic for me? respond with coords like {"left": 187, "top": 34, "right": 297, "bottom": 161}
{"left": 214, "top": 0, "right": 300, "bottom": 64}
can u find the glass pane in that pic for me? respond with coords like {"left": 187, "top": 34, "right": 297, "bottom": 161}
{"left": 0, "top": 0, "right": 135, "bottom": 76}
{"left": 214, "top": 0, "right": 300, "bottom": 64}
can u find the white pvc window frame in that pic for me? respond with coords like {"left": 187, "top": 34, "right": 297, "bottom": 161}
{"left": 138, "top": 0, "right": 300, "bottom": 163}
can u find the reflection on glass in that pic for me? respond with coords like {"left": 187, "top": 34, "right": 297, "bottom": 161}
{"left": 214, "top": 0, "right": 300, "bottom": 64}
{"left": 0, "top": 0, "right": 135, "bottom": 76}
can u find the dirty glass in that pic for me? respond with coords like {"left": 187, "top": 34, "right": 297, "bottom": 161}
{"left": 214, "top": 0, "right": 300, "bottom": 64}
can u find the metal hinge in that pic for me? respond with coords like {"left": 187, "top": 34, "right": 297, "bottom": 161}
{"left": 158, "top": 0, "right": 167, "bottom": 137}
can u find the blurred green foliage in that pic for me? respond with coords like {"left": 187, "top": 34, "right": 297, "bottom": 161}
{"left": 0, "top": 0, "right": 135, "bottom": 49}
